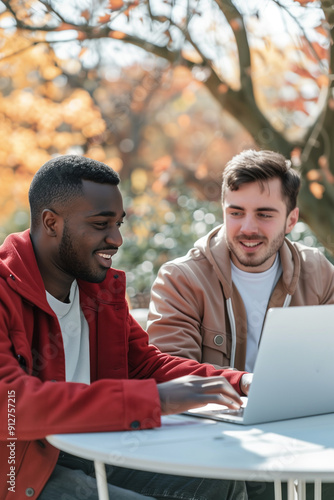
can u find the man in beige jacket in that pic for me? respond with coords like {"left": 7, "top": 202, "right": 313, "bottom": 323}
{"left": 147, "top": 149, "right": 334, "bottom": 500}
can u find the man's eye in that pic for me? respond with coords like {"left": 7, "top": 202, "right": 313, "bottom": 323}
{"left": 258, "top": 213, "right": 272, "bottom": 218}
{"left": 117, "top": 221, "right": 124, "bottom": 228}
{"left": 94, "top": 222, "right": 108, "bottom": 228}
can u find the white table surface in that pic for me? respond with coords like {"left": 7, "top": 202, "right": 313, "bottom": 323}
{"left": 47, "top": 412, "right": 334, "bottom": 484}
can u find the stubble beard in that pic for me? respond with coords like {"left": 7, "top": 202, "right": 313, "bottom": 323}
{"left": 226, "top": 229, "right": 286, "bottom": 270}
{"left": 58, "top": 223, "right": 107, "bottom": 283}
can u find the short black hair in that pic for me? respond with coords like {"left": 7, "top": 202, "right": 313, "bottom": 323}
{"left": 222, "top": 149, "right": 301, "bottom": 214}
{"left": 29, "top": 155, "right": 120, "bottom": 228}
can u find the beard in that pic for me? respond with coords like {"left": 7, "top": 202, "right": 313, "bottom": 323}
{"left": 226, "top": 229, "right": 286, "bottom": 270}
{"left": 58, "top": 223, "right": 107, "bottom": 283}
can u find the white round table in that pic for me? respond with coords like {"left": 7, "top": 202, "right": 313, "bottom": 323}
{"left": 47, "top": 412, "right": 334, "bottom": 500}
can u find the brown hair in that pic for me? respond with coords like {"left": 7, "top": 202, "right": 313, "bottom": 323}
{"left": 222, "top": 149, "right": 301, "bottom": 214}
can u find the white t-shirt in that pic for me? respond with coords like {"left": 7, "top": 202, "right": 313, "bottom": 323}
{"left": 231, "top": 254, "right": 282, "bottom": 372}
{"left": 46, "top": 281, "right": 90, "bottom": 384}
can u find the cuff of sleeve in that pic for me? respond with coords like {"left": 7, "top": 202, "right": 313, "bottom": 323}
{"left": 122, "top": 379, "right": 161, "bottom": 430}
{"left": 221, "top": 370, "right": 248, "bottom": 396}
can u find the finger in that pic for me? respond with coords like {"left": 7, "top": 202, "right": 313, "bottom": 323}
{"left": 215, "top": 393, "right": 242, "bottom": 409}
{"left": 200, "top": 379, "right": 242, "bottom": 399}
{"left": 209, "top": 392, "right": 242, "bottom": 409}
{"left": 171, "top": 375, "right": 203, "bottom": 385}
{"left": 205, "top": 387, "right": 242, "bottom": 407}
{"left": 192, "top": 393, "right": 242, "bottom": 410}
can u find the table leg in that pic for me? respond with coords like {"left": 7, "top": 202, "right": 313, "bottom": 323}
{"left": 314, "top": 481, "right": 322, "bottom": 500}
{"left": 296, "top": 480, "right": 306, "bottom": 500}
{"left": 273, "top": 480, "right": 321, "bottom": 500}
{"left": 274, "top": 480, "right": 282, "bottom": 500}
{"left": 94, "top": 460, "right": 110, "bottom": 500}
{"left": 287, "top": 479, "right": 295, "bottom": 500}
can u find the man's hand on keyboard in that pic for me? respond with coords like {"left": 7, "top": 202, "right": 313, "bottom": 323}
{"left": 157, "top": 375, "right": 244, "bottom": 415}
{"left": 240, "top": 373, "right": 253, "bottom": 396}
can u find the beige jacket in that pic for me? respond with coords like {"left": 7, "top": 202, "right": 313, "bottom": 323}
{"left": 147, "top": 225, "right": 334, "bottom": 370}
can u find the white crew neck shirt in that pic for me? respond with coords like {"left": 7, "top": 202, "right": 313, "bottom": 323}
{"left": 231, "top": 254, "right": 282, "bottom": 372}
{"left": 46, "top": 281, "right": 90, "bottom": 384}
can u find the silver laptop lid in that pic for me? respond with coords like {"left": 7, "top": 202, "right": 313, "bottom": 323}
{"left": 242, "top": 304, "right": 334, "bottom": 424}
{"left": 187, "top": 304, "right": 334, "bottom": 425}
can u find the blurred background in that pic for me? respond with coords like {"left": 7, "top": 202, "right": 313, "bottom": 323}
{"left": 0, "top": 0, "right": 333, "bottom": 307}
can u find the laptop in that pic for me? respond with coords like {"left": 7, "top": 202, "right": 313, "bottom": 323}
{"left": 187, "top": 304, "right": 334, "bottom": 425}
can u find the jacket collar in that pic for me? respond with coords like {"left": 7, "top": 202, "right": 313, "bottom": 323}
{"left": 0, "top": 229, "right": 126, "bottom": 312}
{"left": 0, "top": 229, "right": 51, "bottom": 311}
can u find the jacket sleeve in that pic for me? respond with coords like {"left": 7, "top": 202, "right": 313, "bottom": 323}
{"left": 0, "top": 351, "right": 161, "bottom": 441}
{"left": 147, "top": 261, "right": 211, "bottom": 362}
{"left": 127, "top": 312, "right": 246, "bottom": 391}
{"left": 296, "top": 246, "right": 334, "bottom": 305}
{"left": 0, "top": 292, "right": 161, "bottom": 441}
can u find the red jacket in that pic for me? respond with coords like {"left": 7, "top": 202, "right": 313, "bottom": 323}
{"left": 0, "top": 230, "right": 245, "bottom": 499}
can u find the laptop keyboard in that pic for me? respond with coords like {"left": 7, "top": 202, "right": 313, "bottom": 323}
{"left": 208, "top": 407, "right": 245, "bottom": 417}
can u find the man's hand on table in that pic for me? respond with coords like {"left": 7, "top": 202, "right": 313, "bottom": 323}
{"left": 157, "top": 375, "right": 244, "bottom": 416}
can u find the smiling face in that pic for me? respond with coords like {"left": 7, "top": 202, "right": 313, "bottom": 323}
{"left": 55, "top": 180, "right": 125, "bottom": 284}
{"left": 223, "top": 178, "right": 298, "bottom": 273}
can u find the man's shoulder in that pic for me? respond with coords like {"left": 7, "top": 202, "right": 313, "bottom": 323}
{"left": 289, "top": 239, "right": 331, "bottom": 260}
{"left": 161, "top": 225, "right": 225, "bottom": 271}
{"left": 0, "top": 229, "right": 31, "bottom": 257}
{"left": 287, "top": 240, "right": 334, "bottom": 274}
{"left": 161, "top": 246, "right": 208, "bottom": 272}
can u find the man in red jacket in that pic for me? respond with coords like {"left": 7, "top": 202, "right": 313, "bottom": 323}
{"left": 0, "top": 155, "right": 250, "bottom": 500}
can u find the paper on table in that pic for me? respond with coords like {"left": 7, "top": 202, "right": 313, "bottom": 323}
{"left": 161, "top": 414, "right": 217, "bottom": 427}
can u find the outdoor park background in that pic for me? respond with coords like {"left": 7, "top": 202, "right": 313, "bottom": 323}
{"left": 1, "top": 0, "right": 334, "bottom": 307}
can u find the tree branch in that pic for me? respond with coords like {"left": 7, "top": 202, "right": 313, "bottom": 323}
{"left": 0, "top": 41, "right": 42, "bottom": 61}
{"left": 273, "top": 0, "right": 328, "bottom": 73}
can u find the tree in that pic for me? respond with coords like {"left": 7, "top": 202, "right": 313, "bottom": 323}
{"left": 1, "top": 0, "right": 333, "bottom": 252}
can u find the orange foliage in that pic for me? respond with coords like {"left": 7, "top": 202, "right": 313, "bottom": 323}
{"left": 151, "top": 179, "right": 164, "bottom": 193}
{"left": 290, "top": 148, "right": 302, "bottom": 168}
{"left": 0, "top": 0, "right": 328, "bottom": 234}
{"left": 178, "top": 114, "right": 190, "bottom": 128}
{"left": 77, "top": 32, "right": 87, "bottom": 41}
{"left": 124, "top": 1, "right": 140, "bottom": 17}
{"left": 98, "top": 14, "right": 111, "bottom": 24}
{"left": 109, "top": 31, "right": 126, "bottom": 39}
{"left": 315, "top": 25, "right": 329, "bottom": 38}
{"left": 318, "top": 155, "right": 334, "bottom": 183}
{"left": 195, "top": 163, "right": 208, "bottom": 180}
{"left": 81, "top": 9, "right": 90, "bottom": 21}
{"left": 306, "top": 170, "right": 321, "bottom": 181}
{"left": 316, "top": 75, "right": 329, "bottom": 87}
{"left": 293, "top": 0, "right": 317, "bottom": 4}
{"left": 275, "top": 97, "right": 312, "bottom": 115}
{"left": 0, "top": 40, "right": 110, "bottom": 226}
{"left": 318, "top": 155, "right": 329, "bottom": 170}
{"left": 55, "top": 23, "right": 76, "bottom": 31}
{"left": 309, "top": 182, "right": 325, "bottom": 199}
{"left": 218, "top": 84, "right": 229, "bottom": 94}
{"left": 153, "top": 156, "right": 172, "bottom": 173}
{"left": 108, "top": 0, "right": 124, "bottom": 10}
{"left": 181, "top": 48, "right": 203, "bottom": 64}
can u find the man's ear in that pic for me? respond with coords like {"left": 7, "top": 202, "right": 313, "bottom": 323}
{"left": 41, "top": 209, "right": 62, "bottom": 237}
{"left": 285, "top": 207, "right": 299, "bottom": 235}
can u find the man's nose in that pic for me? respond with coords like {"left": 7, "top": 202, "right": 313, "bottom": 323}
{"left": 105, "top": 226, "right": 123, "bottom": 247}
{"left": 240, "top": 215, "right": 258, "bottom": 234}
